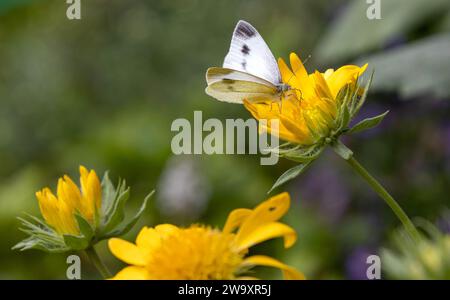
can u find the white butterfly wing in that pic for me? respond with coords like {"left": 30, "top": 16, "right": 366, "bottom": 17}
{"left": 223, "top": 20, "right": 281, "bottom": 86}
{"left": 205, "top": 71, "right": 279, "bottom": 104}
{"left": 206, "top": 67, "right": 275, "bottom": 87}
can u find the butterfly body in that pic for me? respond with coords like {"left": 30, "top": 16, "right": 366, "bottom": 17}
{"left": 206, "top": 20, "right": 289, "bottom": 104}
{"left": 277, "top": 83, "right": 292, "bottom": 93}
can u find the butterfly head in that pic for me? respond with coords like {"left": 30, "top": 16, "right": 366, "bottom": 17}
{"left": 277, "top": 83, "right": 291, "bottom": 93}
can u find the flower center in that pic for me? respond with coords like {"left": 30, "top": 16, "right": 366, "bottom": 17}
{"left": 145, "top": 226, "right": 244, "bottom": 279}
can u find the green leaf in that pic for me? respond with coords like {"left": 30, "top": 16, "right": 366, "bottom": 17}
{"left": 63, "top": 234, "right": 89, "bottom": 250}
{"left": 268, "top": 162, "right": 312, "bottom": 194}
{"left": 348, "top": 111, "right": 389, "bottom": 134}
{"left": 103, "top": 191, "right": 154, "bottom": 238}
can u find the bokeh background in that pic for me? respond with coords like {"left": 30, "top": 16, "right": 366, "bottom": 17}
{"left": 0, "top": 0, "right": 449, "bottom": 279}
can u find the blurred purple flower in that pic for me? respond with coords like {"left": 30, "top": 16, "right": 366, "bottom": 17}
{"left": 437, "top": 210, "right": 450, "bottom": 234}
{"left": 291, "top": 158, "right": 350, "bottom": 224}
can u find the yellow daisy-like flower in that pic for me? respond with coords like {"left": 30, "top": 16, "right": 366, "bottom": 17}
{"left": 35, "top": 166, "right": 101, "bottom": 235}
{"left": 244, "top": 53, "right": 367, "bottom": 145}
{"left": 15, "top": 165, "right": 151, "bottom": 255}
{"left": 108, "top": 192, "right": 304, "bottom": 280}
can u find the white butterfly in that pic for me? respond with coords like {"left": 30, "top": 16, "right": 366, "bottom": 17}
{"left": 205, "top": 20, "right": 292, "bottom": 104}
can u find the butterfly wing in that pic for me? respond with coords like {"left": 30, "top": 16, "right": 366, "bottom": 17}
{"left": 206, "top": 67, "right": 275, "bottom": 86}
{"left": 223, "top": 20, "right": 281, "bottom": 86}
{"left": 205, "top": 72, "right": 279, "bottom": 104}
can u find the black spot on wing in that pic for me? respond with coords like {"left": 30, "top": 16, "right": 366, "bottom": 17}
{"left": 222, "top": 78, "right": 235, "bottom": 91}
{"left": 241, "top": 61, "right": 247, "bottom": 70}
{"left": 235, "top": 22, "right": 256, "bottom": 39}
{"left": 222, "top": 78, "right": 235, "bottom": 84}
{"left": 241, "top": 44, "right": 250, "bottom": 55}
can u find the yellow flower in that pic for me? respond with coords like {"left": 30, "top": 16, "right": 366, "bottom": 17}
{"left": 108, "top": 192, "right": 304, "bottom": 280}
{"left": 244, "top": 53, "right": 367, "bottom": 145}
{"left": 35, "top": 165, "right": 101, "bottom": 235}
{"left": 15, "top": 166, "right": 151, "bottom": 254}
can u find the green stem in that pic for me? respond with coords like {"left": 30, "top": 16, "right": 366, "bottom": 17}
{"left": 332, "top": 141, "right": 421, "bottom": 243}
{"left": 85, "top": 246, "right": 111, "bottom": 279}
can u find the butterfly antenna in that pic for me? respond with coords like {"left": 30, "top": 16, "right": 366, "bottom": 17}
{"left": 283, "top": 54, "right": 311, "bottom": 102}
{"left": 302, "top": 54, "right": 312, "bottom": 66}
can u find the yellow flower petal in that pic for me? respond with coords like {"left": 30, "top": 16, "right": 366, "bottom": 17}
{"left": 155, "top": 224, "right": 179, "bottom": 235}
{"left": 241, "top": 255, "right": 305, "bottom": 280}
{"left": 311, "top": 71, "right": 333, "bottom": 100}
{"left": 235, "top": 222, "right": 297, "bottom": 251}
{"left": 324, "top": 68, "right": 334, "bottom": 80}
{"left": 136, "top": 226, "right": 162, "bottom": 250}
{"left": 57, "top": 199, "right": 79, "bottom": 235}
{"left": 326, "top": 64, "right": 367, "bottom": 99}
{"left": 36, "top": 188, "right": 54, "bottom": 227}
{"left": 57, "top": 176, "right": 83, "bottom": 216}
{"left": 79, "top": 165, "right": 89, "bottom": 193}
{"left": 87, "top": 169, "right": 102, "bottom": 211}
{"left": 78, "top": 165, "right": 101, "bottom": 223}
{"left": 235, "top": 276, "right": 259, "bottom": 280}
{"left": 110, "top": 266, "right": 149, "bottom": 280}
{"left": 223, "top": 208, "right": 252, "bottom": 234}
{"left": 278, "top": 57, "right": 300, "bottom": 91}
{"left": 108, "top": 238, "right": 148, "bottom": 266}
{"left": 36, "top": 187, "right": 79, "bottom": 235}
{"left": 235, "top": 192, "right": 291, "bottom": 249}
{"left": 289, "top": 53, "right": 314, "bottom": 99}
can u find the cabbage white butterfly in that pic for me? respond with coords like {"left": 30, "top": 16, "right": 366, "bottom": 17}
{"left": 206, "top": 20, "right": 292, "bottom": 104}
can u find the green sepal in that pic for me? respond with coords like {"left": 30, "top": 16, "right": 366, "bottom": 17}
{"left": 268, "top": 162, "right": 312, "bottom": 194}
{"left": 351, "top": 70, "right": 374, "bottom": 118}
{"left": 101, "top": 171, "right": 117, "bottom": 217}
{"left": 63, "top": 234, "right": 89, "bottom": 250}
{"left": 13, "top": 236, "right": 69, "bottom": 253}
{"left": 12, "top": 214, "right": 69, "bottom": 253}
{"left": 331, "top": 140, "right": 353, "bottom": 160}
{"left": 280, "top": 144, "right": 323, "bottom": 163}
{"left": 74, "top": 214, "right": 94, "bottom": 241}
{"left": 100, "top": 182, "right": 130, "bottom": 234}
{"left": 102, "top": 190, "right": 154, "bottom": 238}
{"left": 348, "top": 111, "right": 389, "bottom": 134}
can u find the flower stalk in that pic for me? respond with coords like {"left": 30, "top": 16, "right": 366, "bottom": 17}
{"left": 85, "top": 246, "right": 111, "bottom": 279}
{"left": 331, "top": 140, "right": 421, "bottom": 243}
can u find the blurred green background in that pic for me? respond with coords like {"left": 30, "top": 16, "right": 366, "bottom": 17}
{"left": 0, "top": 0, "right": 449, "bottom": 279}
